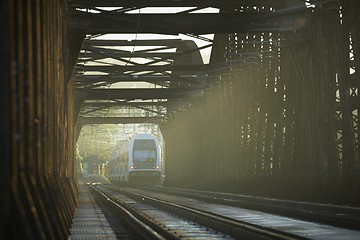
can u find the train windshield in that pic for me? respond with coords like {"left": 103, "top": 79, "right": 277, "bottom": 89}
{"left": 133, "top": 140, "right": 157, "bottom": 164}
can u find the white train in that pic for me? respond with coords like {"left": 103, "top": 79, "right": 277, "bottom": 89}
{"left": 108, "top": 133, "right": 162, "bottom": 184}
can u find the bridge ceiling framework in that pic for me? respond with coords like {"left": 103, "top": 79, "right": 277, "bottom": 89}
{"left": 68, "top": 0, "right": 312, "bottom": 131}
{"left": 161, "top": 0, "right": 360, "bottom": 204}
{"left": 73, "top": 36, "right": 209, "bottom": 129}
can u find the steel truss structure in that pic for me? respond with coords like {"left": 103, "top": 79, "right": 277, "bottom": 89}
{"left": 162, "top": 0, "right": 360, "bottom": 203}
{"left": 2, "top": 0, "right": 360, "bottom": 239}
{"left": 69, "top": 0, "right": 359, "bottom": 203}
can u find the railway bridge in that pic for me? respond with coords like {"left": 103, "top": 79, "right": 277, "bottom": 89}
{"left": 2, "top": 0, "right": 360, "bottom": 238}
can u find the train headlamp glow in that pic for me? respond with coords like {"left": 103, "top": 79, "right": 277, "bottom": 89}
{"left": 156, "top": 165, "right": 160, "bottom": 169}
{"left": 130, "top": 165, "right": 134, "bottom": 169}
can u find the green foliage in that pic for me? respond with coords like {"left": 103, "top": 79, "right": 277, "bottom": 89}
{"left": 77, "top": 124, "right": 123, "bottom": 163}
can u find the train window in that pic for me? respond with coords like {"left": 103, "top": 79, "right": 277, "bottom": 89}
{"left": 133, "top": 150, "right": 156, "bottom": 162}
{"left": 133, "top": 140, "right": 156, "bottom": 150}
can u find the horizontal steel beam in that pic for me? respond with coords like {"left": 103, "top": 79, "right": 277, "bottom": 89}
{"left": 83, "top": 39, "right": 185, "bottom": 47}
{"left": 82, "top": 101, "right": 167, "bottom": 107}
{"left": 75, "top": 75, "right": 203, "bottom": 83}
{"left": 70, "top": 0, "right": 282, "bottom": 8}
{"left": 81, "top": 101, "right": 193, "bottom": 110}
{"left": 75, "top": 87, "right": 205, "bottom": 100}
{"left": 69, "top": 7, "right": 310, "bottom": 34}
{"left": 78, "top": 117, "right": 163, "bottom": 124}
{"left": 79, "top": 51, "right": 179, "bottom": 59}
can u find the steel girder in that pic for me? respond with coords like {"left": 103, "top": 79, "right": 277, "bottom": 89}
{"left": 69, "top": 8, "right": 311, "bottom": 35}
{"left": 78, "top": 117, "right": 163, "bottom": 124}
{"left": 75, "top": 87, "right": 205, "bottom": 101}
{"left": 74, "top": 75, "right": 202, "bottom": 84}
{"left": 82, "top": 101, "right": 167, "bottom": 107}
{"left": 69, "top": 0, "right": 283, "bottom": 8}
{"left": 76, "top": 64, "right": 210, "bottom": 72}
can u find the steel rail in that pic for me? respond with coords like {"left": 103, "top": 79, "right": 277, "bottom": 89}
{"left": 112, "top": 186, "right": 307, "bottom": 240}
{"left": 90, "top": 186, "right": 166, "bottom": 240}
{"left": 142, "top": 185, "right": 360, "bottom": 231}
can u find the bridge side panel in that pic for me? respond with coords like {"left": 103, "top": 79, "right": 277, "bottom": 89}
{"left": 3, "top": 0, "right": 77, "bottom": 239}
{"left": 161, "top": 1, "right": 360, "bottom": 204}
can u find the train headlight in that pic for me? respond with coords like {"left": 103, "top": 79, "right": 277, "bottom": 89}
{"left": 130, "top": 165, "right": 134, "bottom": 169}
{"left": 156, "top": 165, "right": 160, "bottom": 169}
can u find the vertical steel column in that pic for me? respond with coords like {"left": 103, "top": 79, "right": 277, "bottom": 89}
{"left": 345, "top": 0, "right": 360, "bottom": 201}
{"left": 336, "top": 0, "right": 360, "bottom": 201}
{"left": 1, "top": 0, "right": 10, "bottom": 235}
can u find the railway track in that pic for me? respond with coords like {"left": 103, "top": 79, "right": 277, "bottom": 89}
{"left": 89, "top": 184, "right": 360, "bottom": 239}
{"left": 90, "top": 186, "right": 165, "bottom": 240}
{"left": 91, "top": 186, "right": 234, "bottom": 240}
{"left": 139, "top": 185, "right": 360, "bottom": 231}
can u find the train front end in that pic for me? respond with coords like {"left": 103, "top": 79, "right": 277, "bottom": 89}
{"left": 128, "top": 133, "right": 161, "bottom": 184}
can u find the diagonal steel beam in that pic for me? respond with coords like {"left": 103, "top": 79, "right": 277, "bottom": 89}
{"left": 76, "top": 64, "right": 210, "bottom": 72}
